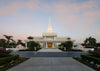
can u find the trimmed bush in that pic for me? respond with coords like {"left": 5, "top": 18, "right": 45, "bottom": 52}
{"left": 0, "top": 55, "right": 19, "bottom": 65}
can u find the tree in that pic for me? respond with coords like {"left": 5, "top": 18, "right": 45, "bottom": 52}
{"left": 16, "top": 40, "right": 25, "bottom": 46}
{"left": 0, "top": 39, "right": 7, "bottom": 48}
{"left": 27, "top": 36, "right": 34, "bottom": 40}
{"left": 60, "top": 38, "right": 73, "bottom": 50}
{"left": 27, "top": 41, "right": 40, "bottom": 50}
{"left": 27, "top": 36, "right": 40, "bottom": 50}
{"left": 67, "top": 37, "right": 71, "bottom": 41}
{"left": 3, "top": 35, "right": 13, "bottom": 48}
{"left": 9, "top": 41, "right": 17, "bottom": 48}
{"left": 81, "top": 43, "right": 85, "bottom": 46}
{"left": 84, "top": 36, "right": 96, "bottom": 48}
{"left": 17, "top": 40, "right": 22, "bottom": 45}
{"left": 27, "top": 36, "right": 34, "bottom": 49}
{"left": 96, "top": 43, "right": 100, "bottom": 48}
{"left": 64, "top": 41, "right": 73, "bottom": 49}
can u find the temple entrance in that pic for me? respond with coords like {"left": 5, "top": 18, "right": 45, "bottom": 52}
{"left": 47, "top": 43, "right": 52, "bottom": 48}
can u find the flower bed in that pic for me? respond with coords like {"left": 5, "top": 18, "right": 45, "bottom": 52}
{"left": 0, "top": 55, "right": 19, "bottom": 65}
{"left": 0, "top": 49, "right": 12, "bottom": 58}
{"left": 81, "top": 55, "right": 100, "bottom": 64}
{"left": 0, "top": 48, "right": 6, "bottom": 51}
{"left": 0, "top": 55, "right": 29, "bottom": 71}
{"left": 73, "top": 55, "right": 100, "bottom": 71}
{"left": 88, "top": 49, "right": 100, "bottom": 58}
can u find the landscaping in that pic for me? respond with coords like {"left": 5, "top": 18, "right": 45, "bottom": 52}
{"left": 58, "top": 38, "right": 82, "bottom": 52}
{"left": 19, "top": 37, "right": 41, "bottom": 51}
{"left": 0, "top": 48, "right": 29, "bottom": 71}
{"left": 73, "top": 49, "right": 100, "bottom": 71}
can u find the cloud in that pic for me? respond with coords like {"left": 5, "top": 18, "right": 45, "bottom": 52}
{"left": 49, "top": 0, "right": 100, "bottom": 42}
{"left": 0, "top": 0, "right": 100, "bottom": 42}
{"left": 0, "top": 0, "right": 40, "bottom": 16}
{"left": 52, "top": 0, "right": 100, "bottom": 33}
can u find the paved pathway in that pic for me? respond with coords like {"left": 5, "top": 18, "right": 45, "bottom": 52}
{"left": 7, "top": 57, "right": 95, "bottom": 71}
{"left": 38, "top": 48, "right": 62, "bottom": 52}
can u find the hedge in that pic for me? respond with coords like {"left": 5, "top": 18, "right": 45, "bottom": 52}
{"left": 0, "top": 55, "right": 19, "bottom": 65}
{"left": 81, "top": 55, "right": 100, "bottom": 64}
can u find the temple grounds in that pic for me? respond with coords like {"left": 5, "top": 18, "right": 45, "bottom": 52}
{"left": 7, "top": 48, "right": 95, "bottom": 71}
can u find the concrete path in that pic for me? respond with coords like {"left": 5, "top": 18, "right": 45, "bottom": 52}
{"left": 38, "top": 48, "right": 62, "bottom": 52}
{"left": 7, "top": 57, "right": 95, "bottom": 71}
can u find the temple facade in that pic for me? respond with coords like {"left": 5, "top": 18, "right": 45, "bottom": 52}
{"left": 25, "top": 15, "right": 73, "bottom": 48}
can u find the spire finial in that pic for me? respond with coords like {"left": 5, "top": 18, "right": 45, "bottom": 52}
{"left": 47, "top": 14, "right": 52, "bottom": 33}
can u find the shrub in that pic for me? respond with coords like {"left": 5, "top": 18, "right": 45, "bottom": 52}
{"left": 88, "top": 49, "right": 100, "bottom": 58}
{"left": 0, "top": 48, "right": 6, "bottom": 51}
{"left": 0, "top": 50, "right": 7, "bottom": 57}
{"left": 6, "top": 50, "right": 12, "bottom": 54}
{"left": 95, "top": 49, "right": 100, "bottom": 53}
{"left": 0, "top": 50, "right": 12, "bottom": 57}
{"left": 81, "top": 55, "right": 100, "bottom": 64}
{"left": 0, "top": 55, "right": 19, "bottom": 65}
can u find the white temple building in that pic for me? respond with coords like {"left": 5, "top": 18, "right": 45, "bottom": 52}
{"left": 25, "top": 15, "right": 73, "bottom": 48}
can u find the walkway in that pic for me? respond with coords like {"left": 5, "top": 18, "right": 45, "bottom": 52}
{"left": 7, "top": 57, "right": 95, "bottom": 71}
{"left": 38, "top": 48, "right": 62, "bottom": 52}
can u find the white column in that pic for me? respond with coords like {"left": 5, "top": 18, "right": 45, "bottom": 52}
{"left": 46, "top": 42, "right": 47, "bottom": 48}
{"left": 43, "top": 42, "right": 45, "bottom": 48}
{"left": 25, "top": 42, "right": 27, "bottom": 48}
{"left": 52, "top": 43, "right": 54, "bottom": 48}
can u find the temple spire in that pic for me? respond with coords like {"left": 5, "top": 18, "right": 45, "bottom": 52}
{"left": 47, "top": 14, "right": 52, "bottom": 33}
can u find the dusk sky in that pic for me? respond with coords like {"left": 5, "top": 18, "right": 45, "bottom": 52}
{"left": 0, "top": 0, "right": 100, "bottom": 43}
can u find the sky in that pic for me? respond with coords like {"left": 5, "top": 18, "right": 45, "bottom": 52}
{"left": 0, "top": 0, "right": 100, "bottom": 43}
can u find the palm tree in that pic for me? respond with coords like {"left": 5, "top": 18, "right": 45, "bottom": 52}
{"left": 9, "top": 41, "right": 17, "bottom": 48}
{"left": 27, "top": 36, "right": 34, "bottom": 47}
{"left": 17, "top": 40, "right": 22, "bottom": 45}
{"left": 27, "top": 36, "right": 33, "bottom": 48}
{"left": 84, "top": 36, "right": 96, "bottom": 48}
{"left": 4, "top": 35, "right": 13, "bottom": 48}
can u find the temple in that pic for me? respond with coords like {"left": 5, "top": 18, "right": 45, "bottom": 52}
{"left": 25, "top": 14, "right": 72, "bottom": 48}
